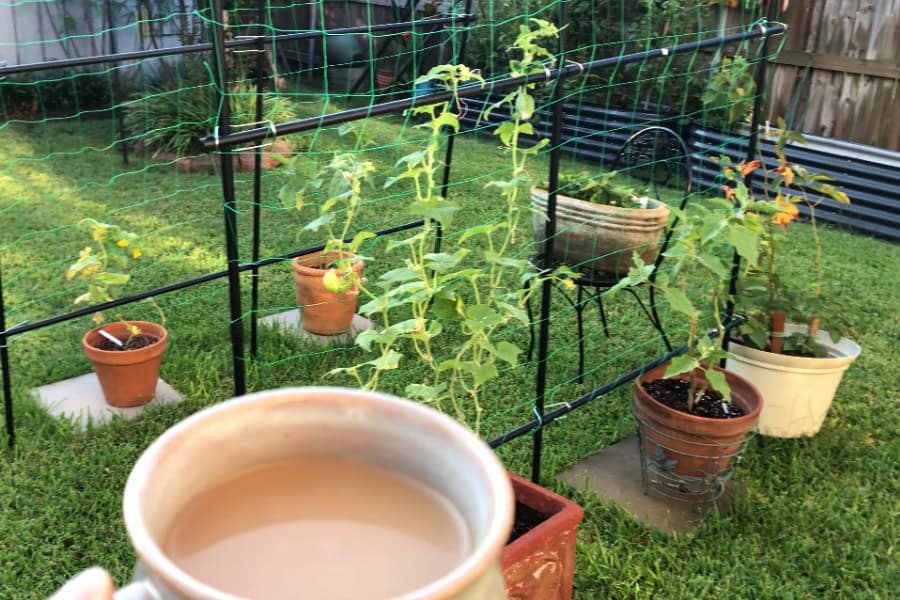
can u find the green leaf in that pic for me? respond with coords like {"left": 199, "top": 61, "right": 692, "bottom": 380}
{"left": 497, "top": 302, "right": 528, "bottom": 326}
{"left": 473, "top": 360, "right": 499, "bottom": 386}
{"left": 704, "top": 368, "right": 731, "bottom": 403}
{"left": 409, "top": 200, "right": 460, "bottom": 226}
{"left": 405, "top": 383, "right": 447, "bottom": 401}
{"left": 459, "top": 223, "right": 502, "bottom": 243}
{"left": 432, "top": 291, "right": 463, "bottom": 320}
{"left": 494, "top": 121, "right": 516, "bottom": 146}
{"left": 515, "top": 92, "right": 535, "bottom": 120}
{"left": 663, "top": 287, "right": 698, "bottom": 318}
{"left": 367, "top": 350, "right": 402, "bottom": 371}
{"left": 433, "top": 110, "right": 460, "bottom": 133}
{"left": 66, "top": 250, "right": 102, "bottom": 280}
{"left": 95, "top": 272, "right": 130, "bottom": 286}
{"left": 727, "top": 223, "right": 760, "bottom": 265}
{"left": 492, "top": 341, "right": 521, "bottom": 366}
{"left": 696, "top": 253, "right": 727, "bottom": 278}
{"left": 664, "top": 355, "right": 699, "bottom": 378}
{"left": 424, "top": 249, "right": 469, "bottom": 271}
{"left": 465, "top": 305, "right": 503, "bottom": 330}
{"left": 663, "top": 354, "right": 700, "bottom": 377}
{"left": 302, "top": 213, "right": 333, "bottom": 232}
{"left": 483, "top": 251, "right": 528, "bottom": 270}
{"left": 349, "top": 231, "right": 376, "bottom": 253}
{"left": 379, "top": 267, "right": 421, "bottom": 284}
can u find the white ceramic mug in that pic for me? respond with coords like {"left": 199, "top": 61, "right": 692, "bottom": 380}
{"left": 113, "top": 387, "right": 513, "bottom": 599}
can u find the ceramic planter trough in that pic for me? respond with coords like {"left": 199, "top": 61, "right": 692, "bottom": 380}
{"left": 82, "top": 320, "right": 168, "bottom": 408}
{"left": 726, "top": 324, "right": 861, "bottom": 438}
{"left": 291, "top": 251, "right": 364, "bottom": 335}
{"left": 633, "top": 363, "right": 762, "bottom": 490}
{"left": 531, "top": 187, "right": 670, "bottom": 275}
{"left": 502, "top": 472, "right": 584, "bottom": 600}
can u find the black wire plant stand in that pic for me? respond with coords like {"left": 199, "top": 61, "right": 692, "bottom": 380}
{"left": 0, "top": 1, "right": 786, "bottom": 492}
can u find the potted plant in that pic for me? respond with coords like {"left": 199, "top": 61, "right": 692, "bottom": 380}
{"left": 125, "top": 60, "right": 296, "bottom": 173}
{"left": 279, "top": 152, "right": 372, "bottom": 336}
{"left": 610, "top": 161, "right": 768, "bottom": 485}
{"left": 374, "top": 31, "right": 410, "bottom": 90}
{"left": 310, "top": 21, "right": 584, "bottom": 599}
{"left": 531, "top": 169, "right": 671, "bottom": 275}
{"left": 725, "top": 123, "right": 860, "bottom": 438}
{"left": 66, "top": 219, "right": 167, "bottom": 408}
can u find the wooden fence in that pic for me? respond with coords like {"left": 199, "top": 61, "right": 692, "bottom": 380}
{"left": 766, "top": 0, "right": 900, "bottom": 150}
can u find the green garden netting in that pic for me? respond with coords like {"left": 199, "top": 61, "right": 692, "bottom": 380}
{"left": 0, "top": 0, "right": 783, "bottom": 449}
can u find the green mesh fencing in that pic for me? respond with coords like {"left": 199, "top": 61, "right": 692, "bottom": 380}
{"left": 0, "top": 0, "right": 785, "bottom": 455}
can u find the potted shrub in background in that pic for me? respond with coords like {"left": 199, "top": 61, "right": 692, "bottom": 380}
{"left": 125, "top": 59, "right": 297, "bottom": 173}
{"left": 67, "top": 219, "right": 167, "bottom": 408}
{"left": 279, "top": 153, "right": 372, "bottom": 336}
{"left": 611, "top": 164, "right": 767, "bottom": 489}
{"left": 531, "top": 169, "right": 671, "bottom": 274}
{"left": 318, "top": 22, "right": 585, "bottom": 599}
{"left": 726, "top": 123, "right": 860, "bottom": 438}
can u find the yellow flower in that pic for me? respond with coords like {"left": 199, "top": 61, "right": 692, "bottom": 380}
{"left": 132, "top": 249, "right": 142, "bottom": 259}
{"left": 562, "top": 279, "right": 576, "bottom": 291}
{"left": 117, "top": 238, "right": 129, "bottom": 247}
{"left": 92, "top": 226, "right": 107, "bottom": 241}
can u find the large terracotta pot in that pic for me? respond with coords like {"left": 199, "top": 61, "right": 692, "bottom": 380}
{"left": 531, "top": 187, "right": 670, "bottom": 275}
{"left": 291, "top": 251, "right": 364, "bottom": 335}
{"left": 726, "top": 324, "right": 861, "bottom": 438}
{"left": 502, "top": 472, "right": 584, "bottom": 600}
{"left": 633, "top": 363, "right": 762, "bottom": 479}
{"left": 116, "top": 388, "right": 514, "bottom": 599}
{"left": 82, "top": 320, "right": 167, "bottom": 408}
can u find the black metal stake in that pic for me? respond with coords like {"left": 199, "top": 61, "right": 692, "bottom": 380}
{"left": 722, "top": 4, "right": 777, "bottom": 362}
{"left": 249, "top": 0, "right": 268, "bottom": 361}
{"left": 435, "top": 0, "right": 475, "bottom": 254}
{"left": 104, "top": 0, "right": 128, "bottom": 166}
{"left": 531, "top": 0, "right": 568, "bottom": 484}
{"left": 212, "top": 0, "right": 247, "bottom": 397}
{"left": 0, "top": 259, "right": 13, "bottom": 447}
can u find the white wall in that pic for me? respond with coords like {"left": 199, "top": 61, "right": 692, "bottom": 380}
{"left": 0, "top": 0, "right": 200, "bottom": 70}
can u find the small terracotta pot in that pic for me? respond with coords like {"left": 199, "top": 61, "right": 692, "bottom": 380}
{"left": 376, "top": 69, "right": 396, "bottom": 89}
{"left": 292, "top": 252, "right": 364, "bottom": 335}
{"left": 633, "top": 363, "right": 762, "bottom": 478}
{"left": 82, "top": 321, "right": 168, "bottom": 408}
{"left": 502, "top": 472, "right": 584, "bottom": 600}
{"left": 237, "top": 138, "right": 293, "bottom": 171}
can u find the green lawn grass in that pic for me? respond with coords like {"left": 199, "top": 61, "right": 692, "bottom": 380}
{"left": 0, "top": 115, "right": 898, "bottom": 598}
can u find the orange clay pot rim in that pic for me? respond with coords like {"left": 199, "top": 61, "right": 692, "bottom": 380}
{"left": 635, "top": 365, "right": 763, "bottom": 425}
{"left": 82, "top": 321, "right": 167, "bottom": 356}
{"left": 292, "top": 253, "right": 363, "bottom": 274}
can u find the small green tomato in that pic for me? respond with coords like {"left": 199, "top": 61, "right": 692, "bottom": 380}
{"left": 322, "top": 269, "right": 352, "bottom": 294}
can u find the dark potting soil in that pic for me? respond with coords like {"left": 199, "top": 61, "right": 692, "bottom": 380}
{"left": 93, "top": 334, "right": 160, "bottom": 352}
{"left": 643, "top": 378, "right": 745, "bottom": 419}
{"left": 507, "top": 502, "right": 546, "bottom": 544}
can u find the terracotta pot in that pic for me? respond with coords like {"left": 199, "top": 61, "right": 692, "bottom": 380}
{"left": 291, "top": 252, "right": 364, "bottom": 335}
{"left": 376, "top": 69, "right": 396, "bottom": 89}
{"left": 633, "top": 363, "right": 762, "bottom": 478}
{"left": 82, "top": 321, "right": 168, "bottom": 408}
{"left": 531, "top": 187, "right": 670, "bottom": 275}
{"left": 726, "top": 324, "right": 861, "bottom": 438}
{"left": 502, "top": 472, "right": 584, "bottom": 600}
{"left": 118, "top": 388, "right": 514, "bottom": 599}
{"left": 236, "top": 138, "right": 293, "bottom": 172}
